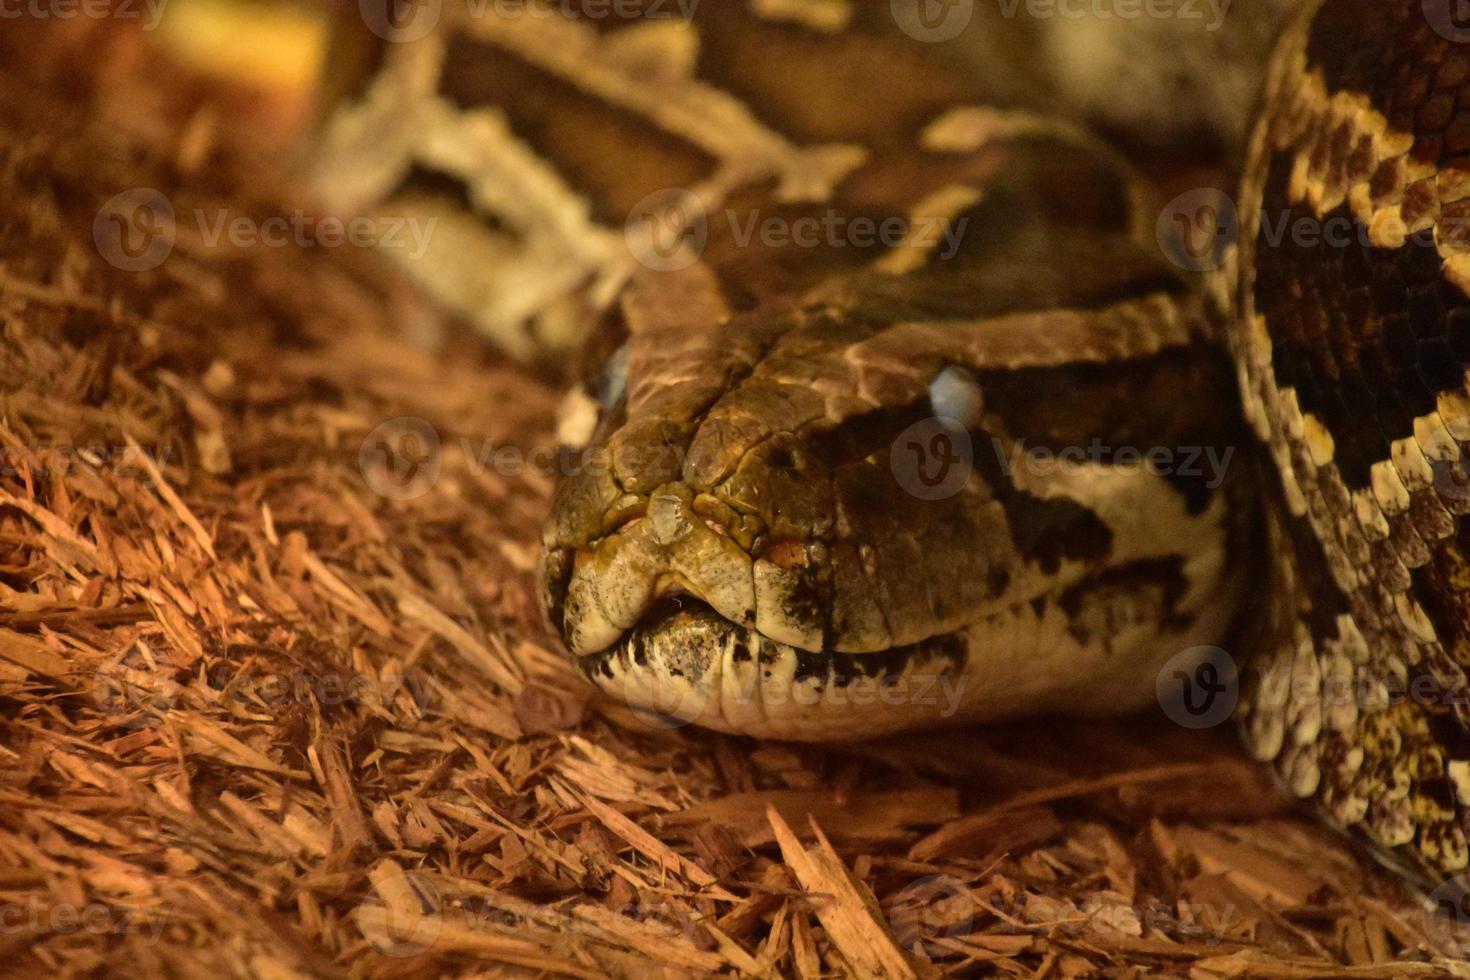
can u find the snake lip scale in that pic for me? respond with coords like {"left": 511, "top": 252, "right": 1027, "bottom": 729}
{"left": 569, "top": 595, "right": 975, "bottom": 738}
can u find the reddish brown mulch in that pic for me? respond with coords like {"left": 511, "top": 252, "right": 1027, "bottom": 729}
{"left": 1, "top": 34, "right": 1468, "bottom": 980}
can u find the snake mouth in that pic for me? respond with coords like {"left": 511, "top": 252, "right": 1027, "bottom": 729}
{"left": 570, "top": 595, "right": 974, "bottom": 739}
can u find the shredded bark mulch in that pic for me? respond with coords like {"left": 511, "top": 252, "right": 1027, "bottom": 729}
{"left": 1, "top": 47, "right": 1469, "bottom": 980}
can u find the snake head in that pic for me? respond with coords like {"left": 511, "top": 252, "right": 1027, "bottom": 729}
{"left": 538, "top": 277, "right": 1254, "bottom": 739}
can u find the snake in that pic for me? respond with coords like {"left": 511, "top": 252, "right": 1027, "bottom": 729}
{"left": 311, "top": 0, "right": 1470, "bottom": 891}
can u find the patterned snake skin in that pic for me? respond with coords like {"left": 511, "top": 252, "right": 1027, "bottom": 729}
{"left": 312, "top": 0, "right": 1470, "bottom": 888}
{"left": 1233, "top": 0, "right": 1470, "bottom": 887}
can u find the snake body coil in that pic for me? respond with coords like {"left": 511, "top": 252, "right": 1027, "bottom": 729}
{"left": 1234, "top": 0, "right": 1470, "bottom": 885}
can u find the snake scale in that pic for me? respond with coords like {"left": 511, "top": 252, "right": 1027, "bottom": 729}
{"left": 312, "top": 0, "right": 1470, "bottom": 891}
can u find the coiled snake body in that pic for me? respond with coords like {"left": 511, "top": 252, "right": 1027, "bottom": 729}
{"left": 315, "top": 0, "right": 1470, "bottom": 888}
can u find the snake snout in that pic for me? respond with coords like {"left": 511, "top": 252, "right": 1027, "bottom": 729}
{"left": 541, "top": 482, "right": 763, "bottom": 657}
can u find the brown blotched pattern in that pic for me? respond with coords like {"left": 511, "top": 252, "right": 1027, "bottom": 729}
{"left": 1234, "top": 0, "right": 1470, "bottom": 883}
{"left": 501, "top": 4, "right": 1253, "bottom": 737}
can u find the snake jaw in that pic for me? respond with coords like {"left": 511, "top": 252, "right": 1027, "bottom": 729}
{"left": 574, "top": 597, "right": 979, "bottom": 739}
{"left": 542, "top": 454, "right": 1248, "bottom": 739}
{"left": 563, "top": 557, "right": 1245, "bottom": 741}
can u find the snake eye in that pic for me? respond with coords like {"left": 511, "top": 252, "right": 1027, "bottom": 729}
{"left": 557, "top": 343, "right": 631, "bottom": 451}
{"left": 928, "top": 365, "right": 983, "bottom": 428}
{"left": 600, "top": 343, "right": 630, "bottom": 412}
